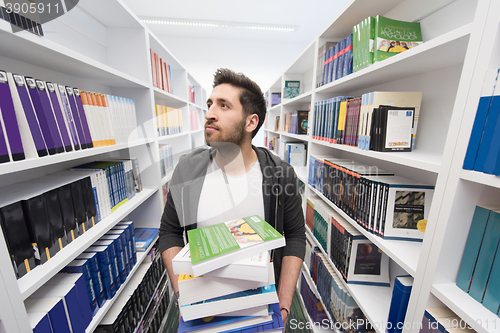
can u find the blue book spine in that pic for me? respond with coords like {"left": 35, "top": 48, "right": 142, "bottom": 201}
{"left": 90, "top": 270, "right": 105, "bottom": 308}
{"left": 323, "top": 48, "right": 331, "bottom": 86}
{"left": 464, "top": 69, "right": 499, "bottom": 170}
{"left": 482, "top": 238, "right": 500, "bottom": 314}
{"left": 83, "top": 276, "right": 98, "bottom": 316}
{"left": 468, "top": 210, "right": 500, "bottom": 301}
{"left": 387, "top": 276, "right": 413, "bottom": 333}
{"left": 336, "top": 38, "right": 346, "bottom": 80}
{"left": 72, "top": 274, "right": 93, "bottom": 328}
{"left": 344, "top": 33, "right": 353, "bottom": 77}
{"left": 473, "top": 76, "right": 500, "bottom": 172}
{"left": 48, "top": 299, "right": 72, "bottom": 333}
{"left": 31, "top": 313, "right": 52, "bottom": 333}
{"left": 456, "top": 206, "right": 491, "bottom": 292}
{"left": 92, "top": 185, "right": 101, "bottom": 223}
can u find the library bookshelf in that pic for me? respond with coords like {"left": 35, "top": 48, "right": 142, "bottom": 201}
{"left": 264, "top": 0, "right": 500, "bottom": 333}
{"left": 0, "top": 0, "right": 207, "bottom": 331}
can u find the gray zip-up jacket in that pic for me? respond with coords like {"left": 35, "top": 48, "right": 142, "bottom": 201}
{"left": 158, "top": 145, "right": 306, "bottom": 286}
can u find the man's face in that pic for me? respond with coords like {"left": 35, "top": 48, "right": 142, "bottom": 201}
{"left": 205, "top": 83, "right": 247, "bottom": 147}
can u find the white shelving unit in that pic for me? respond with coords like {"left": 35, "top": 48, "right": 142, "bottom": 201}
{"left": 0, "top": 0, "right": 207, "bottom": 331}
{"left": 264, "top": 0, "right": 500, "bottom": 333}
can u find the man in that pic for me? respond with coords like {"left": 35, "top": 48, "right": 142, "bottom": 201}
{"left": 158, "top": 68, "right": 305, "bottom": 326}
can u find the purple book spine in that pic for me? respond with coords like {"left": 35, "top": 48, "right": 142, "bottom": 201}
{"left": 12, "top": 74, "right": 48, "bottom": 157}
{"left": 73, "top": 88, "right": 93, "bottom": 148}
{"left": 35, "top": 80, "right": 65, "bottom": 153}
{"left": 0, "top": 72, "right": 11, "bottom": 162}
{"left": 46, "top": 82, "right": 73, "bottom": 152}
{"left": 59, "top": 85, "right": 86, "bottom": 150}
{"left": 25, "top": 77, "right": 63, "bottom": 155}
{"left": 57, "top": 85, "right": 81, "bottom": 151}
{"left": 0, "top": 70, "right": 25, "bottom": 161}
{"left": 66, "top": 86, "right": 91, "bottom": 149}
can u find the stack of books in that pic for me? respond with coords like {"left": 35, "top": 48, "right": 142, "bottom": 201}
{"left": 172, "top": 215, "right": 287, "bottom": 332}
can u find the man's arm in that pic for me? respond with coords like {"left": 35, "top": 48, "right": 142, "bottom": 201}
{"left": 162, "top": 246, "right": 182, "bottom": 295}
{"left": 278, "top": 255, "right": 303, "bottom": 325}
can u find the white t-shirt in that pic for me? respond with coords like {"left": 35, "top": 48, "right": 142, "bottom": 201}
{"left": 197, "top": 157, "right": 265, "bottom": 228}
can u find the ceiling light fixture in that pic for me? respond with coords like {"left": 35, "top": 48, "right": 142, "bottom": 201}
{"left": 140, "top": 18, "right": 296, "bottom": 32}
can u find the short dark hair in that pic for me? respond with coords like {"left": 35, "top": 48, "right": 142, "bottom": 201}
{"left": 213, "top": 68, "right": 266, "bottom": 138}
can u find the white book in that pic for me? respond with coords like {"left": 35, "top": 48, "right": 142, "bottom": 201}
{"left": 173, "top": 244, "right": 270, "bottom": 282}
{"left": 178, "top": 261, "right": 275, "bottom": 306}
{"left": 179, "top": 284, "right": 279, "bottom": 321}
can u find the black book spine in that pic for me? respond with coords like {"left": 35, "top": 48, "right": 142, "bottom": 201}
{"left": 380, "top": 184, "right": 390, "bottom": 238}
{"left": 0, "top": 202, "right": 36, "bottom": 278}
{"left": 22, "top": 195, "right": 54, "bottom": 265}
{"left": 43, "top": 189, "right": 67, "bottom": 251}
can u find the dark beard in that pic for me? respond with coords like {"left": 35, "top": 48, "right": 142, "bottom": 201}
{"left": 205, "top": 117, "right": 246, "bottom": 147}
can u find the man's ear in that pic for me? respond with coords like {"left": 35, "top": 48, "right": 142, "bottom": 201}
{"left": 246, "top": 114, "right": 259, "bottom": 134}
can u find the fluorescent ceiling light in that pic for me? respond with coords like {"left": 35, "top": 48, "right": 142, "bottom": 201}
{"left": 141, "top": 18, "right": 296, "bottom": 32}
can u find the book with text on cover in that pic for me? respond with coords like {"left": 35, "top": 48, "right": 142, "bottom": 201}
{"left": 173, "top": 243, "right": 270, "bottom": 282}
{"left": 187, "top": 215, "right": 285, "bottom": 277}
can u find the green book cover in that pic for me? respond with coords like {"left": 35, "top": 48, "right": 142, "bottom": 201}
{"left": 283, "top": 80, "right": 300, "bottom": 99}
{"left": 188, "top": 215, "right": 284, "bottom": 267}
{"left": 374, "top": 15, "right": 422, "bottom": 62}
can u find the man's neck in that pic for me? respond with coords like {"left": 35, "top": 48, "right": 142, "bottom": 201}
{"left": 214, "top": 142, "right": 257, "bottom": 177}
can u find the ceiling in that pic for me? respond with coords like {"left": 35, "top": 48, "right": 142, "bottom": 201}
{"left": 122, "top": 0, "right": 350, "bottom": 43}
{"left": 121, "top": 0, "right": 350, "bottom": 91}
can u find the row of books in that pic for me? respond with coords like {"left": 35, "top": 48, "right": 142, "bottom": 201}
{"left": 0, "top": 70, "right": 138, "bottom": 164}
{"left": 300, "top": 269, "right": 328, "bottom": 323}
{"left": 316, "top": 15, "right": 422, "bottom": 87}
{"left": 312, "top": 91, "right": 422, "bottom": 152}
{"left": 27, "top": 273, "right": 93, "bottom": 333}
{"left": 456, "top": 205, "right": 500, "bottom": 316}
{"left": 463, "top": 68, "right": 500, "bottom": 174}
{"left": 27, "top": 220, "right": 137, "bottom": 333}
{"left": 321, "top": 34, "right": 353, "bottom": 87}
{"left": 172, "top": 215, "right": 286, "bottom": 332}
{"left": 155, "top": 104, "right": 183, "bottom": 136}
{"left": 0, "top": 5, "right": 44, "bottom": 36}
{"left": 307, "top": 198, "right": 390, "bottom": 286}
{"left": 264, "top": 134, "right": 278, "bottom": 154}
{"left": 309, "top": 249, "right": 374, "bottom": 333}
{"left": 283, "top": 110, "right": 309, "bottom": 135}
{"left": 159, "top": 143, "right": 174, "bottom": 179}
{"left": 308, "top": 156, "right": 434, "bottom": 241}
{"left": 0, "top": 159, "right": 142, "bottom": 279}
{"left": 96, "top": 244, "right": 168, "bottom": 333}
{"left": 150, "top": 49, "right": 173, "bottom": 93}
{"left": 63, "top": 221, "right": 138, "bottom": 322}
{"left": 278, "top": 140, "right": 307, "bottom": 167}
